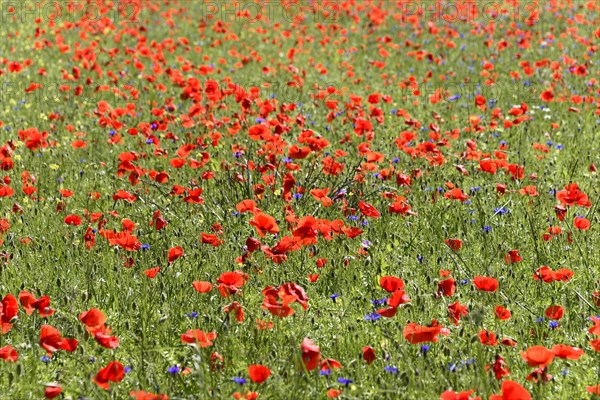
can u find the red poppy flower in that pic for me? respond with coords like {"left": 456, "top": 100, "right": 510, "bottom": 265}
{"left": 149, "top": 210, "right": 168, "bottom": 231}
{"left": 112, "top": 190, "right": 137, "bottom": 203}
{"left": 0, "top": 345, "right": 18, "bottom": 362}
{"left": 439, "top": 389, "right": 480, "bottom": 400}
{"left": 236, "top": 199, "right": 258, "bottom": 213}
{"left": 486, "top": 355, "right": 510, "bottom": 380}
{"left": 217, "top": 271, "right": 247, "bottom": 297}
{"left": 494, "top": 306, "right": 512, "bottom": 321}
{"left": 44, "top": 385, "right": 62, "bottom": 399}
{"left": 553, "top": 268, "right": 574, "bottom": 282}
{"left": 168, "top": 246, "right": 184, "bottom": 263}
{"left": 192, "top": 281, "right": 213, "bottom": 293}
{"left": 79, "top": 308, "right": 107, "bottom": 334}
{"left": 181, "top": 329, "right": 217, "bottom": 347}
{"left": 479, "top": 330, "right": 498, "bottom": 346}
{"left": 521, "top": 346, "right": 554, "bottom": 367}
{"left": 1, "top": 294, "right": 18, "bottom": 334}
{"left": 358, "top": 200, "right": 380, "bottom": 218}
{"left": 504, "top": 250, "right": 522, "bottom": 264}
{"left": 545, "top": 305, "right": 564, "bottom": 320}
{"left": 64, "top": 214, "right": 82, "bottom": 226}
{"left": 279, "top": 283, "right": 310, "bottom": 309}
{"left": 473, "top": 276, "right": 498, "bottom": 292}
{"left": 248, "top": 364, "right": 271, "bottom": 384}
{"left": 129, "top": 391, "right": 168, "bottom": 400}
{"left": 19, "top": 291, "right": 55, "bottom": 317}
{"left": 301, "top": 337, "right": 320, "bottom": 371}
{"left": 501, "top": 338, "right": 518, "bottom": 347}
{"left": 310, "top": 188, "right": 332, "bottom": 207}
{"left": 448, "top": 301, "right": 468, "bottom": 325}
{"left": 249, "top": 212, "right": 279, "bottom": 237}
{"left": 223, "top": 302, "right": 245, "bottom": 323}
{"left": 200, "top": 232, "right": 223, "bottom": 247}
{"left": 107, "top": 231, "right": 142, "bottom": 251}
{"left": 444, "top": 188, "right": 469, "bottom": 202}
{"left": 438, "top": 278, "right": 456, "bottom": 297}
{"left": 551, "top": 344, "right": 584, "bottom": 360}
{"left": 387, "top": 289, "right": 411, "bottom": 308}
{"left": 587, "top": 384, "right": 600, "bottom": 396}
{"left": 144, "top": 268, "right": 161, "bottom": 278}
{"left": 93, "top": 361, "right": 125, "bottom": 390}
{"left": 95, "top": 332, "right": 120, "bottom": 349}
{"left": 379, "top": 276, "right": 404, "bottom": 292}
{"left": 489, "top": 380, "right": 531, "bottom": 400}
{"left": 589, "top": 316, "right": 600, "bottom": 336}
{"left": 556, "top": 183, "right": 591, "bottom": 207}
{"left": 403, "top": 320, "right": 449, "bottom": 344}
{"left": 39, "top": 325, "right": 78, "bottom": 355}
{"left": 362, "top": 346, "right": 376, "bottom": 364}
{"left": 574, "top": 216, "right": 591, "bottom": 230}
{"left": 445, "top": 238, "right": 462, "bottom": 251}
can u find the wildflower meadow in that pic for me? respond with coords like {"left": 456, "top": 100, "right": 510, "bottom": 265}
{"left": 0, "top": 0, "right": 599, "bottom": 399}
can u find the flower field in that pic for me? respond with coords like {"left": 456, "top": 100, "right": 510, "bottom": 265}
{"left": 0, "top": 1, "right": 599, "bottom": 399}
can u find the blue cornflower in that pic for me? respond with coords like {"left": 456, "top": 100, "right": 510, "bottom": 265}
{"left": 348, "top": 215, "right": 359, "bottom": 221}
{"left": 370, "top": 297, "right": 387, "bottom": 306}
{"left": 185, "top": 312, "right": 199, "bottom": 318}
{"left": 41, "top": 356, "right": 51, "bottom": 363}
{"left": 330, "top": 293, "right": 339, "bottom": 300}
{"left": 385, "top": 365, "right": 398, "bottom": 374}
{"left": 124, "top": 366, "right": 132, "bottom": 373}
{"left": 233, "top": 377, "right": 247, "bottom": 384}
{"left": 549, "top": 321, "right": 559, "bottom": 329}
{"left": 320, "top": 369, "right": 331, "bottom": 376}
{"left": 483, "top": 226, "right": 492, "bottom": 232}
{"left": 167, "top": 365, "right": 180, "bottom": 375}
{"left": 420, "top": 345, "right": 430, "bottom": 355}
{"left": 494, "top": 207, "right": 509, "bottom": 215}
{"left": 338, "top": 377, "right": 353, "bottom": 386}
{"left": 293, "top": 193, "right": 303, "bottom": 200}
{"left": 365, "top": 312, "right": 380, "bottom": 321}
{"left": 140, "top": 244, "right": 150, "bottom": 250}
